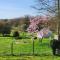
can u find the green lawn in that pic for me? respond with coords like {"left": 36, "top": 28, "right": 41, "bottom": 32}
{"left": 0, "top": 37, "right": 51, "bottom": 55}
{"left": 0, "top": 32, "right": 60, "bottom": 60}
{"left": 0, "top": 55, "right": 60, "bottom": 60}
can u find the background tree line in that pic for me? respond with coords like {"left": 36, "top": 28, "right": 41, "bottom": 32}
{"left": 0, "top": 16, "right": 30, "bottom": 36}
{"left": 0, "top": 15, "right": 59, "bottom": 36}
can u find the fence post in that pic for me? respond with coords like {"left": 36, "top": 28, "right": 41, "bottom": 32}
{"left": 32, "top": 37, "right": 34, "bottom": 55}
{"left": 11, "top": 38, "right": 14, "bottom": 56}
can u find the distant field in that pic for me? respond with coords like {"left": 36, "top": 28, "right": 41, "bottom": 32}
{"left": 0, "top": 32, "right": 60, "bottom": 60}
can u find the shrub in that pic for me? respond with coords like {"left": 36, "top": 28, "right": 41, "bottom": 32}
{"left": 13, "top": 31, "right": 19, "bottom": 39}
{"left": 1, "top": 24, "right": 11, "bottom": 36}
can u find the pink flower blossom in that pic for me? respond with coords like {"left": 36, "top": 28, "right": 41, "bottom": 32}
{"left": 27, "top": 16, "right": 48, "bottom": 33}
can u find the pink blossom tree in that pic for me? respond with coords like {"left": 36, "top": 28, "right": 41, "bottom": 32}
{"left": 27, "top": 16, "right": 52, "bottom": 54}
{"left": 27, "top": 16, "right": 50, "bottom": 38}
{"left": 27, "top": 16, "right": 52, "bottom": 40}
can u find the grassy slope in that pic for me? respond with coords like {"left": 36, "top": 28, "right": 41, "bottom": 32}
{"left": 0, "top": 32, "right": 60, "bottom": 60}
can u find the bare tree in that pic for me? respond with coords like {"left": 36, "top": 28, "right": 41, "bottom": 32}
{"left": 32, "top": 0, "right": 60, "bottom": 36}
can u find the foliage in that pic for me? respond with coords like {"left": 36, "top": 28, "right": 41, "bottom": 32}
{"left": 19, "top": 16, "right": 30, "bottom": 32}
{"left": 27, "top": 16, "right": 48, "bottom": 33}
{"left": 2, "top": 24, "right": 11, "bottom": 36}
{"left": 20, "top": 24, "right": 29, "bottom": 32}
{"left": 0, "top": 21, "right": 11, "bottom": 36}
{"left": 13, "top": 31, "right": 19, "bottom": 39}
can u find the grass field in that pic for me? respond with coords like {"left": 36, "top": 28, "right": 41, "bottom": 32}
{"left": 0, "top": 55, "right": 60, "bottom": 60}
{"left": 0, "top": 32, "right": 60, "bottom": 60}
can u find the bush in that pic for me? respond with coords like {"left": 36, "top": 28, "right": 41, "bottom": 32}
{"left": 13, "top": 31, "right": 19, "bottom": 39}
{"left": 1, "top": 24, "right": 11, "bottom": 36}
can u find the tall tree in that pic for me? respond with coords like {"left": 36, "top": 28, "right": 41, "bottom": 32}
{"left": 32, "top": 0, "right": 60, "bottom": 35}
